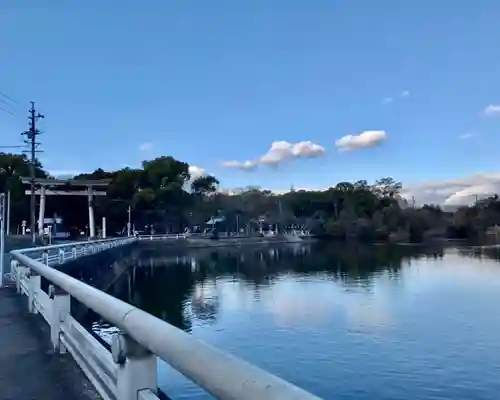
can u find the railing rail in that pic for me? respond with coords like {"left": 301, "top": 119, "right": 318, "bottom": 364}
{"left": 18, "top": 237, "right": 135, "bottom": 253}
{"left": 136, "top": 234, "right": 186, "bottom": 241}
{"left": 10, "top": 238, "right": 321, "bottom": 400}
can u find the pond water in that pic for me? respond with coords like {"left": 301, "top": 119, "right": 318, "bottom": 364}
{"left": 76, "top": 242, "right": 500, "bottom": 399}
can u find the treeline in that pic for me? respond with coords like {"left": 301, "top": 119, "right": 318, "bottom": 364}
{"left": 1, "top": 152, "right": 499, "bottom": 242}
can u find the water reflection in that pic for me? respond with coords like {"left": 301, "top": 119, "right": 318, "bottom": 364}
{"left": 82, "top": 243, "right": 444, "bottom": 334}
{"left": 72, "top": 243, "right": 500, "bottom": 400}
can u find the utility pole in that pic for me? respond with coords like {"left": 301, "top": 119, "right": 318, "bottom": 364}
{"left": 22, "top": 101, "right": 44, "bottom": 244}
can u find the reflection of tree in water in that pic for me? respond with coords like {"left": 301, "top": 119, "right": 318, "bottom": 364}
{"left": 456, "top": 245, "right": 500, "bottom": 263}
{"left": 77, "top": 242, "right": 445, "bottom": 335}
{"left": 189, "top": 243, "right": 445, "bottom": 287}
{"left": 62, "top": 245, "right": 139, "bottom": 330}
{"left": 108, "top": 263, "right": 195, "bottom": 332}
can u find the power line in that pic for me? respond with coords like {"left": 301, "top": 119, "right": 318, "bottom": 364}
{"left": 0, "top": 90, "right": 20, "bottom": 106}
{"left": 21, "top": 101, "right": 44, "bottom": 243}
{"left": 0, "top": 90, "right": 21, "bottom": 116}
{"left": 0, "top": 105, "right": 15, "bottom": 116}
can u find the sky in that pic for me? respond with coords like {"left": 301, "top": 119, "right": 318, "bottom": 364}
{"left": 1, "top": 1, "right": 500, "bottom": 205}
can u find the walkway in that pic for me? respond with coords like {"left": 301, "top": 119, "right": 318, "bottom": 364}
{"left": 0, "top": 287, "right": 100, "bottom": 400}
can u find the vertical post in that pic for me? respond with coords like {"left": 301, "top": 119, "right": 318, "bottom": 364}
{"left": 12, "top": 260, "right": 21, "bottom": 293}
{"left": 102, "top": 216, "right": 107, "bottom": 239}
{"left": 87, "top": 186, "right": 95, "bottom": 238}
{"left": 16, "top": 265, "right": 29, "bottom": 294}
{"left": 0, "top": 193, "right": 5, "bottom": 288}
{"left": 58, "top": 249, "right": 64, "bottom": 264}
{"left": 127, "top": 205, "right": 132, "bottom": 237}
{"left": 37, "top": 185, "right": 46, "bottom": 236}
{"left": 28, "top": 271, "right": 41, "bottom": 314}
{"left": 30, "top": 140, "right": 36, "bottom": 244}
{"left": 6, "top": 190, "right": 10, "bottom": 236}
{"left": 21, "top": 102, "right": 44, "bottom": 244}
{"left": 112, "top": 333, "right": 158, "bottom": 400}
{"left": 48, "top": 285, "right": 71, "bottom": 353}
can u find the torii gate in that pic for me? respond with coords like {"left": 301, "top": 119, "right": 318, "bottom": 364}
{"left": 21, "top": 178, "right": 109, "bottom": 238}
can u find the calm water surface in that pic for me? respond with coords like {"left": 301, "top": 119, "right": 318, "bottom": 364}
{"left": 75, "top": 243, "right": 500, "bottom": 399}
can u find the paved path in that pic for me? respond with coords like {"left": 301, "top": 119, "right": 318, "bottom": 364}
{"left": 0, "top": 288, "right": 100, "bottom": 400}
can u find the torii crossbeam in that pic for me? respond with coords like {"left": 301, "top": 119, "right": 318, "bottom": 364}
{"left": 21, "top": 177, "right": 110, "bottom": 238}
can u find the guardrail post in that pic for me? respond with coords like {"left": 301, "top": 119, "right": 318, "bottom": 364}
{"left": 43, "top": 250, "right": 49, "bottom": 265}
{"left": 11, "top": 259, "right": 19, "bottom": 291}
{"left": 72, "top": 246, "right": 77, "bottom": 259}
{"left": 112, "top": 332, "right": 157, "bottom": 400}
{"left": 58, "top": 249, "right": 65, "bottom": 264}
{"left": 28, "top": 270, "right": 41, "bottom": 314}
{"left": 48, "top": 284, "right": 71, "bottom": 353}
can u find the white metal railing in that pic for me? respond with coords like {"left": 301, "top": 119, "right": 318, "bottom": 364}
{"left": 9, "top": 239, "right": 321, "bottom": 400}
{"left": 136, "top": 233, "right": 186, "bottom": 241}
{"left": 14, "top": 237, "right": 138, "bottom": 267}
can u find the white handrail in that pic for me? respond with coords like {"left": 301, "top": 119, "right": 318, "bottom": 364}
{"left": 10, "top": 240, "right": 321, "bottom": 400}
{"left": 18, "top": 237, "right": 135, "bottom": 254}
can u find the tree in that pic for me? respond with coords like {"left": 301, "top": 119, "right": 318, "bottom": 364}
{"left": 191, "top": 175, "right": 219, "bottom": 196}
{"left": 5, "top": 149, "right": 500, "bottom": 242}
{"left": 142, "top": 156, "right": 190, "bottom": 189}
{"left": 0, "top": 152, "right": 48, "bottom": 229}
{"left": 374, "top": 177, "right": 402, "bottom": 198}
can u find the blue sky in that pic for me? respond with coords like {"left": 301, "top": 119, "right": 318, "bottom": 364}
{"left": 1, "top": 1, "right": 500, "bottom": 203}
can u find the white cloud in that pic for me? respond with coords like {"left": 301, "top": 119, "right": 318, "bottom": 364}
{"left": 382, "top": 90, "right": 409, "bottom": 104}
{"left": 222, "top": 140, "right": 325, "bottom": 170}
{"left": 221, "top": 160, "right": 257, "bottom": 170}
{"left": 335, "top": 130, "right": 387, "bottom": 152}
{"left": 259, "top": 140, "right": 325, "bottom": 165}
{"left": 401, "top": 173, "right": 500, "bottom": 206}
{"left": 459, "top": 133, "right": 474, "bottom": 140}
{"left": 483, "top": 104, "right": 500, "bottom": 117}
{"left": 188, "top": 165, "right": 207, "bottom": 180}
{"left": 139, "top": 142, "right": 153, "bottom": 152}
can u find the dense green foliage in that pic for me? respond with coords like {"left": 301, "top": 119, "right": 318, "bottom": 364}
{"left": 1, "top": 152, "right": 499, "bottom": 242}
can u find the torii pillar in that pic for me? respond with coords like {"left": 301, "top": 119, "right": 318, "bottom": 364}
{"left": 87, "top": 186, "right": 95, "bottom": 238}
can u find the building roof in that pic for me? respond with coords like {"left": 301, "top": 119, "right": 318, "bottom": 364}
{"left": 206, "top": 216, "right": 225, "bottom": 225}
